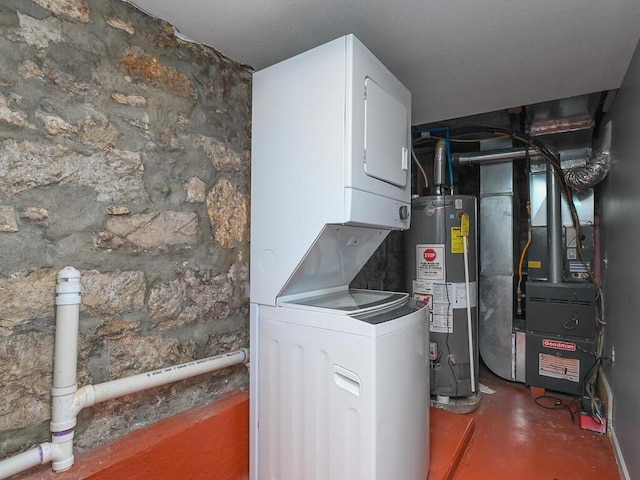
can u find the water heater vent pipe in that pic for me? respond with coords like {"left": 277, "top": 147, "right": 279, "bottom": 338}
{"left": 433, "top": 140, "right": 447, "bottom": 186}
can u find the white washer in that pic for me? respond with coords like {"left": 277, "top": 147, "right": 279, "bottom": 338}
{"left": 251, "top": 289, "right": 428, "bottom": 480}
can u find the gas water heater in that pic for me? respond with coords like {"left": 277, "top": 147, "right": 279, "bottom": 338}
{"left": 406, "top": 194, "right": 478, "bottom": 400}
{"left": 405, "top": 141, "right": 479, "bottom": 403}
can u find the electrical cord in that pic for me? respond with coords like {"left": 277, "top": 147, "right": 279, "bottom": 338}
{"left": 581, "top": 355, "right": 611, "bottom": 423}
{"left": 411, "top": 146, "right": 429, "bottom": 189}
{"left": 413, "top": 132, "right": 507, "bottom": 145}
{"left": 534, "top": 395, "right": 580, "bottom": 423}
{"left": 444, "top": 284, "right": 459, "bottom": 399}
{"left": 516, "top": 204, "right": 532, "bottom": 316}
{"left": 441, "top": 204, "right": 459, "bottom": 399}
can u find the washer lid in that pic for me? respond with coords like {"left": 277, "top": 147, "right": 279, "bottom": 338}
{"left": 279, "top": 288, "right": 408, "bottom": 316}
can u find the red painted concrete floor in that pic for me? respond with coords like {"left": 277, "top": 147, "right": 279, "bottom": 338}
{"left": 430, "top": 365, "right": 621, "bottom": 480}
{"left": 18, "top": 390, "right": 250, "bottom": 480}
{"left": 15, "top": 369, "right": 621, "bottom": 480}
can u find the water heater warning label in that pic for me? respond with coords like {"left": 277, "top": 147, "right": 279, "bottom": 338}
{"left": 413, "top": 279, "right": 477, "bottom": 334}
{"left": 416, "top": 244, "right": 445, "bottom": 281}
{"left": 450, "top": 227, "right": 464, "bottom": 254}
{"left": 539, "top": 354, "right": 580, "bottom": 383}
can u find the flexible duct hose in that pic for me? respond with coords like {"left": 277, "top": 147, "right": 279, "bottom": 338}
{"left": 564, "top": 121, "right": 612, "bottom": 193}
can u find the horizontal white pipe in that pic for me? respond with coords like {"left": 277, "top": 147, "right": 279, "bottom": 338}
{"left": 0, "top": 444, "right": 46, "bottom": 480}
{"left": 76, "top": 349, "right": 250, "bottom": 411}
{"left": 0, "top": 349, "right": 250, "bottom": 478}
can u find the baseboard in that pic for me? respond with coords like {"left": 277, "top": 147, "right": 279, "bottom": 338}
{"left": 597, "top": 367, "right": 614, "bottom": 434}
{"left": 599, "top": 369, "right": 630, "bottom": 480}
{"left": 611, "top": 425, "right": 631, "bottom": 480}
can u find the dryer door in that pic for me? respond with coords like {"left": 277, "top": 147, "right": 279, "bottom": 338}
{"left": 363, "top": 77, "right": 409, "bottom": 188}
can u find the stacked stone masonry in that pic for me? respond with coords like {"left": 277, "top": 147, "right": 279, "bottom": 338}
{"left": 0, "top": 0, "right": 252, "bottom": 462}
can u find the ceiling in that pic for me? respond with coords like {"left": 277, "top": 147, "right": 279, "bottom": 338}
{"left": 127, "top": 0, "right": 640, "bottom": 126}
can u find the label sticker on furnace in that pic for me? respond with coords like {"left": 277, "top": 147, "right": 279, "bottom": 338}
{"left": 538, "top": 354, "right": 580, "bottom": 383}
{"left": 416, "top": 244, "right": 445, "bottom": 281}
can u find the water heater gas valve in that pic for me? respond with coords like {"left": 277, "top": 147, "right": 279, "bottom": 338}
{"left": 429, "top": 342, "right": 438, "bottom": 361}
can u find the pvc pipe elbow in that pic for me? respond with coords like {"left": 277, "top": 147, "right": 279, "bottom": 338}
{"left": 50, "top": 386, "right": 94, "bottom": 436}
{"left": 73, "top": 385, "right": 96, "bottom": 413}
{"left": 39, "top": 442, "right": 52, "bottom": 464}
{"left": 50, "top": 388, "right": 79, "bottom": 433}
{"left": 50, "top": 432, "right": 75, "bottom": 472}
{"left": 241, "top": 348, "right": 250, "bottom": 364}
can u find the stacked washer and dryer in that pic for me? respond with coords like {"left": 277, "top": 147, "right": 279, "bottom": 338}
{"left": 250, "top": 35, "right": 429, "bottom": 480}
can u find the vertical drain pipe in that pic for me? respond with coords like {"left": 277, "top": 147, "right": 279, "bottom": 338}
{"left": 50, "top": 266, "right": 82, "bottom": 472}
{"left": 546, "top": 165, "right": 563, "bottom": 284}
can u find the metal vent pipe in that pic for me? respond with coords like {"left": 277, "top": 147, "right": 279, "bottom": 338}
{"left": 453, "top": 147, "right": 539, "bottom": 167}
{"left": 546, "top": 165, "right": 563, "bottom": 284}
{"left": 425, "top": 140, "right": 448, "bottom": 195}
{"left": 433, "top": 140, "right": 447, "bottom": 185}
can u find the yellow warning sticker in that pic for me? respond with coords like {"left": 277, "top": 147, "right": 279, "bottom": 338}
{"left": 451, "top": 227, "right": 464, "bottom": 254}
{"left": 460, "top": 213, "right": 470, "bottom": 236}
{"left": 528, "top": 260, "right": 542, "bottom": 269}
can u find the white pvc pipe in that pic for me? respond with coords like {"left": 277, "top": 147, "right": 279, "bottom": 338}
{"left": 52, "top": 267, "right": 81, "bottom": 389}
{"left": 49, "top": 267, "right": 81, "bottom": 474}
{"left": 0, "top": 445, "right": 45, "bottom": 479}
{"left": 0, "top": 266, "right": 251, "bottom": 480}
{"left": 51, "top": 267, "right": 81, "bottom": 436}
{"left": 50, "top": 432, "right": 74, "bottom": 473}
{"left": 52, "top": 306, "right": 79, "bottom": 389}
{"left": 76, "top": 349, "right": 250, "bottom": 411}
{"left": 463, "top": 235, "right": 476, "bottom": 393}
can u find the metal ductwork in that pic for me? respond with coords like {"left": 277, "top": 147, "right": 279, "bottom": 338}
{"left": 453, "top": 147, "right": 540, "bottom": 167}
{"left": 564, "top": 121, "right": 612, "bottom": 193}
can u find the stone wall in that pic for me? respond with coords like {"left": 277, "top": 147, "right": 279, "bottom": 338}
{"left": 351, "top": 231, "right": 406, "bottom": 292}
{"left": 0, "top": 0, "right": 251, "bottom": 460}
